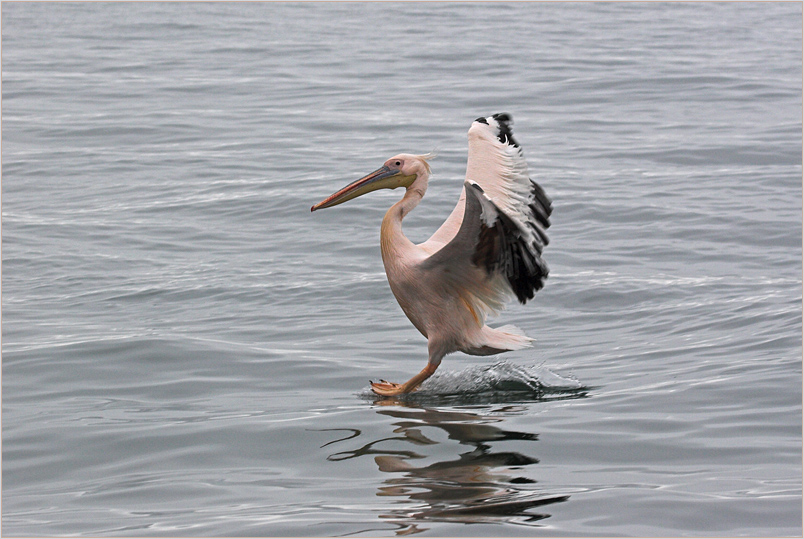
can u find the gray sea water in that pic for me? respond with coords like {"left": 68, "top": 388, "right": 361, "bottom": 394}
{"left": 2, "top": 2, "right": 802, "bottom": 536}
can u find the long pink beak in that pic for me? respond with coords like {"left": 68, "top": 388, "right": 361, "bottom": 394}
{"left": 311, "top": 165, "right": 400, "bottom": 212}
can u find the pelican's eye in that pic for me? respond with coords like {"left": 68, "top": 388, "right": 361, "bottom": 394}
{"left": 389, "top": 159, "right": 403, "bottom": 169}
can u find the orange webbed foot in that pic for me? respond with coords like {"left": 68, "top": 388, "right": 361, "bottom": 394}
{"left": 370, "top": 380, "right": 410, "bottom": 396}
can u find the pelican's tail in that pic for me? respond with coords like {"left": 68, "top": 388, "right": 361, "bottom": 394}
{"left": 465, "top": 324, "right": 534, "bottom": 356}
{"left": 488, "top": 324, "right": 534, "bottom": 350}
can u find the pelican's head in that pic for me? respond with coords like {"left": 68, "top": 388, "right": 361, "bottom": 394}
{"left": 311, "top": 153, "right": 433, "bottom": 212}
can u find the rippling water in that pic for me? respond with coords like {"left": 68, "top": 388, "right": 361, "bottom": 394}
{"left": 3, "top": 2, "right": 802, "bottom": 536}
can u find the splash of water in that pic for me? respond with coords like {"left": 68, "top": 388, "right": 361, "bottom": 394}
{"left": 359, "top": 360, "right": 587, "bottom": 404}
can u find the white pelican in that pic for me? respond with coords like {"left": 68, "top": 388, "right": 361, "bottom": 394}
{"left": 311, "top": 113, "right": 552, "bottom": 396}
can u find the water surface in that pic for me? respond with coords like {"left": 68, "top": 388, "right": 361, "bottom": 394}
{"left": 3, "top": 2, "right": 802, "bottom": 536}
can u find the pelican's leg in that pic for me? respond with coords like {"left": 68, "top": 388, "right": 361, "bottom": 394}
{"left": 371, "top": 345, "right": 445, "bottom": 397}
{"left": 370, "top": 362, "right": 439, "bottom": 396}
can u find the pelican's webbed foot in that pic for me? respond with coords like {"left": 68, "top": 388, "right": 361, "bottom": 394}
{"left": 369, "top": 364, "right": 439, "bottom": 397}
{"left": 370, "top": 380, "right": 408, "bottom": 396}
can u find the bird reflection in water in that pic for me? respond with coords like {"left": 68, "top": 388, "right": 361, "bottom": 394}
{"left": 322, "top": 403, "right": 570, "bottom": 534}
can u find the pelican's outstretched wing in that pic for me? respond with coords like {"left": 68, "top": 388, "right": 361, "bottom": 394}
{"left": 420, "top": 113, "right": 552, "bottom": 319}
{"left": 422, "top": 176, "right": 550, "bottom": 324}
{"left": 422, "top": 113, "right": 551, "bottom": 258}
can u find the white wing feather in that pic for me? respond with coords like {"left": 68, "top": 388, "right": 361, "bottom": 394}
{"left": 421, "top": 114, "right": 550, "bottom": 257}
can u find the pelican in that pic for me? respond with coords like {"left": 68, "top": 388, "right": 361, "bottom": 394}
{"left": 311, "top": 113, "right": 552, "bottom": 396}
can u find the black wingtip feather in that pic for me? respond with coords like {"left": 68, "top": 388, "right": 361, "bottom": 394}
{"left": 492, "top": 113, "right": 519, "bottom": 147}
{"left": 530, "top": 180, "right": 552, "bottom": 215}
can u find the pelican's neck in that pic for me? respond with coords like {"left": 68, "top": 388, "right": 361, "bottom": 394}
{"left": 380, "top": 184, "right": 424, "bottom": 267}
